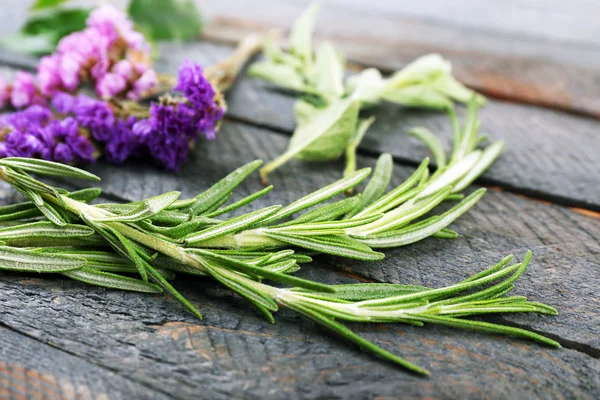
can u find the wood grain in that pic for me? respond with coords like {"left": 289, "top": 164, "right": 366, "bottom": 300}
{"left": 200, "top": 0, "right": 600, "bottom": 118}
{"left": 0, "top": 325, "right": 169, "bottom": 400}
{"left": 0, "top": 117, "right": 598, "bottom": 399}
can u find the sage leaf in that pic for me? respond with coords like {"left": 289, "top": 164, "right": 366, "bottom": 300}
{"left": 248, "top": 61, "right": 307, "bottom": 91}
{"left": 289, "top": 2, "right": 319, "bottom": 63}
{"left": 314, "top": 42, "right": 344, "bottom": 98}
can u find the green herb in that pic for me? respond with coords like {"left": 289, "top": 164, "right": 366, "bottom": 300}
{"left": 0, "top": 112, "right": 555, "bottom": 375}
{"left": 248, "top": 3, "right": 486, "bottom": 182}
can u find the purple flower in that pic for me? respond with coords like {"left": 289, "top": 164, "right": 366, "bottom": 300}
{"left": 104, "top": 116, "right": 140, "bottom": 164}
{"left": 54, "top": 142, "right": 74, "bottom": 163}
{"left": 173, "top": 60, "right": 223, "bottom": 139}
{"left": 5, "top": 131, "right": 44, "bottom": 158}
{"left": 128, "top": 66, "right": 157, "bottom": 100}
{"left": 4, "top": 105, "right": 52, "bottom": 131}
{"left": 11, "top": 72, "right": 44, "bottom": 108}
{"left": 71, "top": 95, "right": 116, "bottom": 141}
{"left": 52, "top": 92, "right": 78, "bottom": 114}
{"left": 174, "top": 60, "right": 214, "bottom": 107}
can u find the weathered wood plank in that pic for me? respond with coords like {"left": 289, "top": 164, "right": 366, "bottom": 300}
{"left": 0, "top": 324, "right": 170, "bottom": 400}
{"left": 153, "top": 40, "right": 600, "bottom": 211}
{"left": 1, "top": 269, "right": 599, "bottom": 399}
{"left": 58, "top": 120, "right": 600, "bottom": 353}
{"left": 199, "top": 0, "right": 600, "bottom": 118}
{"left": 201, "top": 0, "right": 600, "bottom": 47}
{"left": 0, "top": 121, "right": 598, "bottom": 398}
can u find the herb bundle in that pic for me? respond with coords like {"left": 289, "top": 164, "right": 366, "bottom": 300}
{"left": 249, "top": 4, "right": 486, "bottom": 182}
{"left": 0, "top": 108, "right": 557, "bottom": 375}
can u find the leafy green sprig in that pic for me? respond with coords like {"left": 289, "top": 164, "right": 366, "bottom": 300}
{"left": 248, "top": 3, "right": 486, "bottom": 182}
{"left": 0, "top": 113, "right": 555, "bottom": 374}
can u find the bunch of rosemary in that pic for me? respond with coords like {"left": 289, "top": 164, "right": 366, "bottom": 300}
{"left": 249, "top": 3, "right": 486, "bottom": 182}
{"left": 0, "top": 108, "right": 557, "bottom": 375}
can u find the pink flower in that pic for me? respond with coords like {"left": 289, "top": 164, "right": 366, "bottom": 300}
{"left": 37, "top": 55, "right": 62, "bottom": 96}
{"left": 128, "top": 67, "right": 157, "bottom": 100}
{"left": 11, "top": 72, "right": 44, "bottom": 108}
{"left": 96, "top": 73, "right": 127, "bottom": 98}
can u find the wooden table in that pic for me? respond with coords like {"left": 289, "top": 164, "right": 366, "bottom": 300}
{"left": 0, "top": 1, "right": 599, "bottom": 399}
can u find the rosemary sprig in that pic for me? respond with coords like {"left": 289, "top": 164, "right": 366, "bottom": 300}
{"left": 0, "top": 110, "right": 556, "bottom": 375}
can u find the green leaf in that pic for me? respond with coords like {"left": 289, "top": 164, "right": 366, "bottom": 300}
{"left": 294, "top": 283, "right": 428, "bottom": 301}
{"left": 452, "top": 141, "right": 504, "bottom": 192}
{"left": 128, "top": 0, "right": 203, "bottom": 42}
{"left": 282, "top": 300, "right": 429, "bottom": 375}
{"left": 274, "top": 197, "right": 360, "bottom": 228}
{"left": 94, "top": 192, "right": 180, "bottom": 222}
{"left": 356, "top": 188, "right": 486, "bottom": 247}
{"left": 0, "top": 158, "right": 100, "bottom": 181}
{"left": 0, "top": 32, "right": 55, "bottom": 55}
{"left": 190, "top": 160, "right": 262, "bottom": 214}
{"left": 0, "top": 221, "right": 93, "bottom": 240}
{"left": 248, "top": 61, "right": 307, "bottom": 91}
{"left": 2, "top": 8, "right": 90, "bottom": 55}
{"left": 346, "top": 153, "right": 392, "bottom": 218}
{"left": 186, "top": 205, "right": 281, "bottom": 245}
{"left": 348, "top": 68, "right": 386, "bottom": 104}
{"left": 145, "top": 261, "right": 203, "bottom": 320}
{"left": 355, "top": 157, "right": 428, "bottom": 217}
{"left": 189, "top": 249, "right": 334, "bottom": 292}
{"left": 383, "top": 85, "right": 452, "bottom": 110}
{"left": 30, "top": 0, "right": 68, "bottom": 11}
{"left": 264, "top": 231, "right": 384, "bottom": 261}
{"left": 260, "top": 98, "right": 360, "bottom": 179}
{"left": 408, "top": 127, "right": 447, "bottom": 169}
{"left": 205, "top": 186, "right": 273, "bottom": 218}
{"left": 201, "top": 260, "right": 279, "bottom": 311}
{"left": 314, "top": 42, "right": 344, "bottom": 98}
{"left": 63, "top": 268, "right": 163, "bottom": 293}
{"left": 260, "top": 168, "right": 371, "bottom": 225}
{"left": 67, "top": 187, "right": 102, "bottom": 203}
{"left": 0, "top": 246, "right": 85, "bottom": 272}
{"left": 289, "top": 2, "right": 319, "bottom": 63}
{"left": 344, "top": 117, "right": 376, "bottom": 179}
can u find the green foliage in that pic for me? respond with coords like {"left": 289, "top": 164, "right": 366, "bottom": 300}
{"left": 128, "top": 0, "right": 203, "bottom": 42}
{"left": 2, "top": 7, "right": 90, "bottom": 55}
{"left": 249, "top": 3, "right": 486, "bottom": 181}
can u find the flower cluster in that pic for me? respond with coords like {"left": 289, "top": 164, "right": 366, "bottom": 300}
{"left": 0, "top": 106, "right": 96, "bottom": 163}
{"left": 132, "top": 61, "right": 224, "bottom": 170}
{"left": 0, "top": 5, "right": 156, "bottom": 110}
{"left": 0, "top": 4, "right": 225, "bottom": 171}
{"left": 4, "top": 59, "right": 224, "bottom": 170}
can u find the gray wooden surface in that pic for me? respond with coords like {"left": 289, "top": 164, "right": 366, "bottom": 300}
{"left": 0, "top": 1, "right": 599, "bottom": 399}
